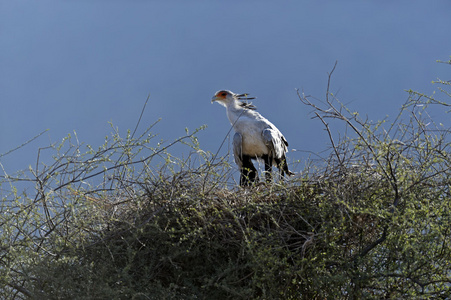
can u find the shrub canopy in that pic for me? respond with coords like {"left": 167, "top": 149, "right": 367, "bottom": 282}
{"left": 1, "top": 61, "right": 450, "bottom": 299}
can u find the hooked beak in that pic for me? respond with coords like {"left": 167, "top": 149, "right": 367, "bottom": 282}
{"left": 211, "top": 95, "right": 219, "bottom": 103}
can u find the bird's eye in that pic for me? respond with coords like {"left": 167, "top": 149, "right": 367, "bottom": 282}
{"left": 221, "top": 92, "right": 227, "bottom": 96}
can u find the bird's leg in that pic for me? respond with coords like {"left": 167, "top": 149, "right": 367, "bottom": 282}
{"left": 241, "top": 156, "right": 259, "bottom": 186}
{"left": 262, "top": 155, "right": 272, "bottom": 183}
{"left": 274, "top": 157, "right": 283, "bottom": 180}
{"left": 241, "top": 167, "right": 258, "bottom": 186}
{"left": 240, "top": 167, "right": 249, "bottom": 186}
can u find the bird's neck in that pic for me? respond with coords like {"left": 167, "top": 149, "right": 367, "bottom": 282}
{"left": 225, "top": 101, "right": 247, "bottom": 125}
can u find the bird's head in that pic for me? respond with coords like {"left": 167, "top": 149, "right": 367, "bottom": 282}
{"left": 211, "top": 90, "right": 235, "bottom": 106}
{"left": 211, "top": 90, "right": 254, "bottom": 107}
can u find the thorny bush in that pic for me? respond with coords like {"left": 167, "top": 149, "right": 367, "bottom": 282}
{"left": 1, "top": 60, "right": 450, "bottom": 299}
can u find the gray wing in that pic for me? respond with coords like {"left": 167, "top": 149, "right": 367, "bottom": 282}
{"left": 262, "top": 128, "right": 288, "bottom": 159}
{"left": 233, "top": 132, "right": 243, "bottom": 168}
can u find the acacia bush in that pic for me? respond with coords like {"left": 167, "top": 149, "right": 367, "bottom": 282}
{"left": 1, "top": 61, "right": 450, "bottom": 299}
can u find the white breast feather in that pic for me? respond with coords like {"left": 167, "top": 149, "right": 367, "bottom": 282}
{"left": 233, "top": 116, "right": 270, "bottom": 156}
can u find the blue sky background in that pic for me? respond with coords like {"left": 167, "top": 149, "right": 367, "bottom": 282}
{"left": 1, "top": 1, "right": 450, "bottom": 181}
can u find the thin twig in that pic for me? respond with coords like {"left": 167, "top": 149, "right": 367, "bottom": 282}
{"left": 0, "top": 129, "right": 49, "bottom": 159}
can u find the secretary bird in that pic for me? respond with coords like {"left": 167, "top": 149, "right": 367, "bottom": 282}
{"left": 212, "top": 90, "right": 294, "bottom": 186}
